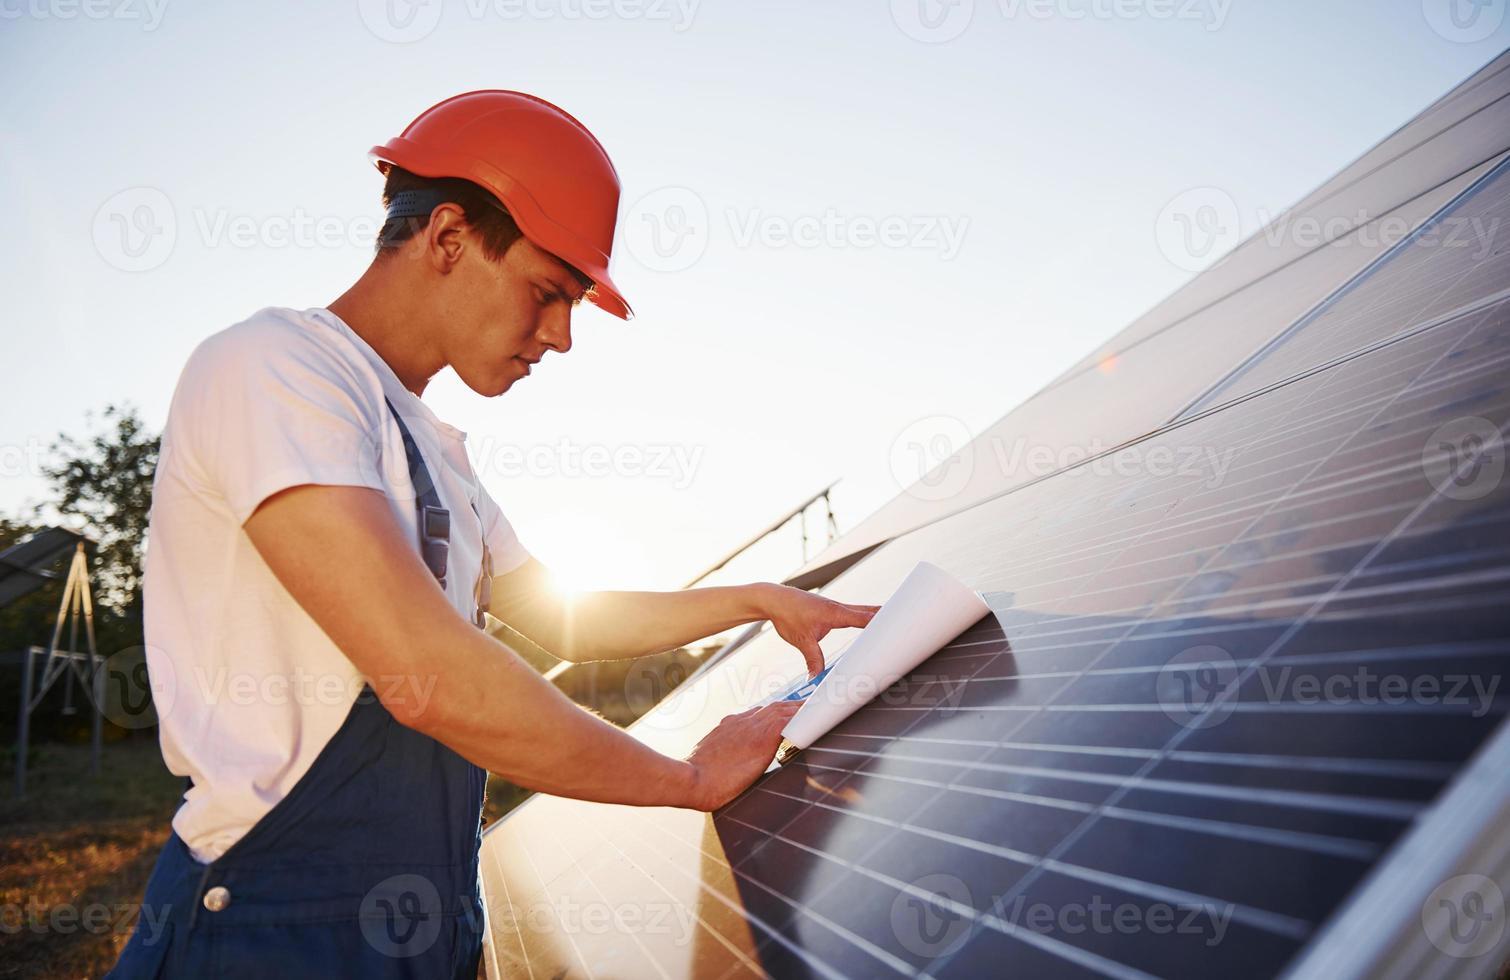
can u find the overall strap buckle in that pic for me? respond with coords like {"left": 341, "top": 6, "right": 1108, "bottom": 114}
{"left": 385, "top": 398, "right": 451, "bottom": 590}
{"left": 384, "top": 398, "right": 492, "bottom": 630}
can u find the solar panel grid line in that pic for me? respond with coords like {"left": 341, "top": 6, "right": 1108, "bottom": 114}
{"left": 700, "top": 837, "right": 927, "bottom": 980}
{"left": 793, "top": 753, "right": 1425, "bottom": 823}
{"left": 717, "top": 812, "right": 1164, "bottom": 980}
{"left": 908, "top": 305, "right": 1509, "bottom": 977}
{"left": 481, "top": 840, "right": 537, "bottom": 980}
{"left": 960, "top": 635, "right": 1508, "bottom": 686}
{"left": 761, "top": 764, "right": 1386, "bottom": 864}
{"left": 862, "top": 733, "right": 1459, "bottom": 782}
{"left": 515, "top": 834, "right": 598, "bottom": 979}
{"left": 558, "top": 830, "right": 678, "bottom": 980}
{"left": 584, "top": 825, "right": 769, "bottom": 980}
{"left": 621, "top": 811, "right": 913, "bottom": 980}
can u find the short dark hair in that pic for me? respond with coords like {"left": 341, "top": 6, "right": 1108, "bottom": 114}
{"left": 375, "top": 165, "right": 592, "bottom": 290}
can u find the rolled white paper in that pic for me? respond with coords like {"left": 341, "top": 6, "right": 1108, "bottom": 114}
{"left": 778, "top": 561, "right": 990, "bottom": 758}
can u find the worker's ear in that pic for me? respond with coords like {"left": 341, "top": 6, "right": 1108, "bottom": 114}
{"left": 423, "top": 203, "right": 471, "bottom": 273}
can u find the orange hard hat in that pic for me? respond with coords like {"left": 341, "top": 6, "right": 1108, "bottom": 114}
{"left": 370, "top": 91, "right": 633, "bottom": 320}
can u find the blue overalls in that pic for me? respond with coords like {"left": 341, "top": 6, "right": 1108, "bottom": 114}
{"left": 108, "top": 400, "right": 493, "bottom": 979}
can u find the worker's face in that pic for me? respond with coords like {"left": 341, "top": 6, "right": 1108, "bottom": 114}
{"left": 428, "top": 209, "right": 586, "bottom": 397}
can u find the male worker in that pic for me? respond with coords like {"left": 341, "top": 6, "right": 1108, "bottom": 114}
{"left": 108, "top": 91, "right": 876, "bottom": 978}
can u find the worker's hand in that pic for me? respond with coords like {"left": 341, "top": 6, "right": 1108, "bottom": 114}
{"left": 762, "top": 585, "right": 881, "bottom": 679}
{"left": 683, "top": 701, "right": 802, "bottom": 811}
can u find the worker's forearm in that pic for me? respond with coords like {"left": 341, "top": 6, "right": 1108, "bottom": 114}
{"left": 393, "top": 617, "right": 704, "bottom": 807}
{"left": 549, "top": 583, "right": 776, "bottom": 662}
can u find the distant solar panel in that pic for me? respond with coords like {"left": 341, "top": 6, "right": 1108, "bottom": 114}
{"left": 479, "top": 51, "right": 1510, "bottom": 980}
{"left": 0, "top": 526, "right": 87, "bottom": 607}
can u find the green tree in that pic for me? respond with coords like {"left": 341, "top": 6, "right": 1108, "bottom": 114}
{"left": 37, "top": 404, "right": 159, "bottom": 649}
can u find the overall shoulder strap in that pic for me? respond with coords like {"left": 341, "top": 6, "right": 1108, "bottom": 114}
{"left": 383, "top": 397, "right": 450, "bottom": 588}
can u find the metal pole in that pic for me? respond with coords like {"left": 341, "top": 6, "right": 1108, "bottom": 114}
{"left": 15, "top": 646, "right": 35, "bottom": 798}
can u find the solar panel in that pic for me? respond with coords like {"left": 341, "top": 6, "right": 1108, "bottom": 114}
{"left": 0, "top": 526, "right": 87, "bottom": 607}
{"left": 788, "top": 49, "right": 1510, "bottom": 588}
{"left": 1180, "top": 155, "right": 1510, "bottom": 418}
{"left": 478, "top": 51, "right": 1510, "bottom": 980}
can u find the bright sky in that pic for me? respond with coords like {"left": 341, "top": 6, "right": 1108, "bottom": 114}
{"left": 2, "top": 1, "right": 1505, "bottom": 591}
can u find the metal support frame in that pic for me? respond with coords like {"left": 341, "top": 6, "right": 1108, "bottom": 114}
{"left": 13, "top": 541, "right": 101, "bottom": 797}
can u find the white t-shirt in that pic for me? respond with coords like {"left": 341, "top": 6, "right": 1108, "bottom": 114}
{"left": 143, "top": 306, "right": 530, "bottom": 863}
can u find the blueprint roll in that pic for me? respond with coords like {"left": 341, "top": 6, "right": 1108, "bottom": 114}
{"left": 775, "top": 561, "right": 990, "bottom": 764}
